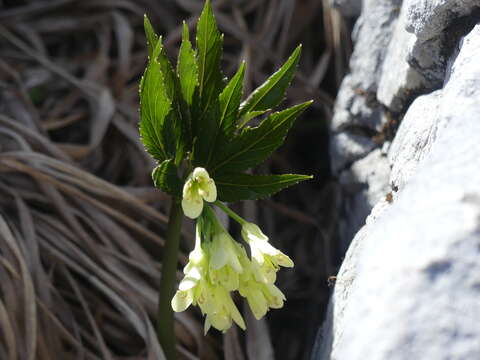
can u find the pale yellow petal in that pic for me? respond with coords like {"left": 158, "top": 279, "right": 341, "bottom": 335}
{"left": 241, "top": 222, "right": 269, "bottom": 242}
{"left": 247, "top": 289, "right": 268, "bottom": 320}
{"left": 203, "top": 317, "right": 212, "bottom": 335}
{"left": 276, "top": 253, "right": 294, "bottom": 267}
{"left": 178, "top": 276, "right": 198, "bottom": 291}
{"left": 226, "top": 296, "right": 246, "bottom": 330}
{"left": 182, "top": 196, "right": 203, "bottom": 219}
{"left": 193, "top": 167, "right": 209, "bottom": 180}
{"left": 200, "top": 179, "right": 217, "bottom": 202}
{"left": 171, "top": 290, "right": 193, "bottom": 312}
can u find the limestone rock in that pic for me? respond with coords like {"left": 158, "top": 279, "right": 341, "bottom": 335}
{"left": 331, "top": 0, "right": 402, "bottom": 131}
{"left": 337, "top": 149, "right": 390, "bottom": 251}
{"left": 313, "top": 24, "right": 480, "bottom": 360}
{"left": 328, "top": 0, "right": 401, "bottom": 247}
{"left": 405, "top": 0, "right": 480, "bottom": 40}
{"left": 330, "top": 0, "right": 363, "bottom": 18}
{"left": 388, "top": 91, "right": 441, "bottom": 190}
{"left": 329, "top": 132, "right": 377, "bottom": 173}
{"left": 405, "top": 0, "right": 480, "bottom": 86}
{"left": 377, "top": 6, "right": 429, "bottom": 112}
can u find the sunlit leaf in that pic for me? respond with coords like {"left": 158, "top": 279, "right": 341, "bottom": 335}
{"left": 216, "top": 173, "right": 312, "bottom": 202}
{"left": 211, "top": 101, "right": 312, "bottom": 174}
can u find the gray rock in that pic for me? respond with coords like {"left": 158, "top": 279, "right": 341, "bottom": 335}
{"left": 329, "top": 0, "right": 401, "bottom": 247}
{"left": 331, "top": 0, "right": 401, "bottom": 133}
{"left": 330, "top": 0, "right": 363, "bottom": 18}
{"left": 314, "top": 24, "right": 480, "bottom": 360}
{"left": 388, "top": 91, "right": 441, "bottom": 190}
{"left": 404, "top": 0, "right": 480, "bottom": 87}
{"left": 337, "top": 149, "right": 390, "bottom": 251}
{"left": 349, "top": 0, "right": 402, "bottom": 93}
{"left": 405, "top": 0, "right": 480, "bottom": 40}
{"left": 330, "top": 132, "right": 377, "bottom": 173}
{"left": 330, "top": 0, "right": 480, "bottom": 250}
{"left": 331, "top": 75, "right": 385, "bottom": 133}
{"left": 378, "top": 0, "right": 480, "bottom": 111}
{"left": 377, "top": 5, "right": 429, "bottom": 112}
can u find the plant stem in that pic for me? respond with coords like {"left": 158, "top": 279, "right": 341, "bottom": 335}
{"left": 157, "top": 199, "right": 183, "bottom": 360}
{"left": 214, "top": 201, "right": 246, "bottom": 225}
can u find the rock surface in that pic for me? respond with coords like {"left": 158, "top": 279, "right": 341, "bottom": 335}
{"left": 330, "top": 0, "right": 363, "bottom": 18}
{"left": 314, "top": 1, "right": 480, "bottom": 359}
{"left": 330, "top": 0, "right": 402, "bottom": 250}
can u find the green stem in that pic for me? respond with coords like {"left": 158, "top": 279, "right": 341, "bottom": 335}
{"left": 214, "top": 201, "right": 246, "bottom": 225}
{"left": 157, "top": 199, "right": 183, "bottom": 360}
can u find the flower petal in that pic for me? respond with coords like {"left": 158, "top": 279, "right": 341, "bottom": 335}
{"left": 276, "top": 253, "right": 294, "bottom": 267}
{"left": 171, "top": 290, "right": 193, "bottom": 312}
{"left": 200, "top": 179, "right": 217, "bottom": 202}
{"left": 241, "top": 222, "right": 269, "bottom": 242}
{"left": 182, "top": 196, "right": 203, "bottom": 219}
{"left": 179, "top": 276, "right": 198, "bottom": 291}
{"left": 193, "top": 167, "right": 209, "bottom": 180}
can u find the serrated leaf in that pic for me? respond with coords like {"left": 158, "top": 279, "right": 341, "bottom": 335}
{"left": 195, "top": 62, "right": 245, "bottom": 168}
{"left": 152, "top": 159, "right": 182, "bottom": 197}
{"left": 238, "top": 109, "right": 270, "bottom": 128}
{"left": 195, "top": 0, "right": 224, "bottom": 117}
{"left": 193, "top": 99, "right": 221, "bottom": 166}
{"left": 239, "top": 45, "right": 302, "bottom": 119}
{"left": 139, "top": 39, "right": 172, "bottom": 161}
{"left": 216, "top": 173, "right": 312, "bottom": 202}
{"left": 218, "top": 61, "right": 245, "bottom": 136}
{"left": 144, "top": 15, "right": 158, "bottom": 58}
{"left": 177, "top": 22, "right": 198, "bottom": 106}
{"left": 156, "top": 39, "right": 177, "bottom": 102}
{"left": 153, "top": 32, "right": 186, "bottom": 162}
{"left": 211, "top": 101, "right": 312, "bottom": 174}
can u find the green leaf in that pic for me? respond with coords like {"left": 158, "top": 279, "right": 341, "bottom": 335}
{"left": 177, "top": 22, "right": 198, "bottom": 107}
{"left": 195, "top": 0, "right": 224, "bottom": 117}
{"left": 156, "top": 38, "right": 177, "bottom": 102}
{"left": 239, "top": 45, "right": 302, "bottom": 119}
{"left": 218, "top": 61, "right": 245, "bottom": 136}
{"left": 154, "top": 34, "right": 186, "bottom": 162}
{"left": 193, "top": 99, "right": 221, "bottom": 166}
{"left": 195, "top": 62, "right": 245, "bottom": 168}
{"left": 152, "top": 159, "right": 182, "bottom": 197}
{"left": 237, "top": 109, "right": 270, "bottom": 128}
{"left": 139, "top": 39, "right": 172, "bottom": 161}
{"left": 211, "top": 101, "right": 312, "bottom": 174}
{"left": 216, "top": 173, "right": 313, "bottom": 202}
{"left": 143, "top": 15, "right": 158, "bottom": 58}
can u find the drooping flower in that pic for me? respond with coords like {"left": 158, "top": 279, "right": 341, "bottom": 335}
{"left": 201, "top": 284, "right": 246, "bottom": 334}
{"left": 171, "top": 209, "right": 246, "bottom": 333}
{"left": 241, "top": 222, "right": 294, "bottom": 284}
{"left": 237, "top": 244, "right": 287, "bottom": 320}
{"left": 181, "top": 167, "right": 217, "bottom": 219}
{"left": 171, "top": 230, "right": 207, "bottom": 313}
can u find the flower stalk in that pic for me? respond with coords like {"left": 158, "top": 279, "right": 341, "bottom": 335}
{"left": 214, "top": 200, "right": 246, "bottom": 226}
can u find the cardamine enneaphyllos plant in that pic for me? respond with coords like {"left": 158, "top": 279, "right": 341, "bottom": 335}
{"left": 140, "top": 1, "right": 312, "bottom": 357}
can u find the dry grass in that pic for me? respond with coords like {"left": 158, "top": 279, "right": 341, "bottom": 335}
{"left": 0, "top": 0, "right": 351, "bottom": 359}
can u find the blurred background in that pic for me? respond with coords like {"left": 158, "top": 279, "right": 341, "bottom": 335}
{"left": 0, "top": 0, "right": 353, "bottom": 359}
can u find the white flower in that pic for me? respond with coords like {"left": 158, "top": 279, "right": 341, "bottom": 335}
{"left": 237, "top": 244, "right": 287, "bottom": 320}
{"left": 171, "top": 215, "right": 246, "bottom": 333}
{"left": 241, "top": 222, "right": 294, "bottom": 283}
{"left": 181, "top": 167, "right": 217, "bottom": 219}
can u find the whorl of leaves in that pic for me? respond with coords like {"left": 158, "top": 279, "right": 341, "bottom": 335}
{"left": 140, "top": 0, "right": 313, "bottom": 202}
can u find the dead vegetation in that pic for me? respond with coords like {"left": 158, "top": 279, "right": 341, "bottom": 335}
{"left": 0, "top": 0, "right": 351, "bottom": 359}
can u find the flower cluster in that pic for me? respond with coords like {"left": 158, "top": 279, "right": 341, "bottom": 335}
{"left": 173, "top": 168, "right": 294, "bottom": 332}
